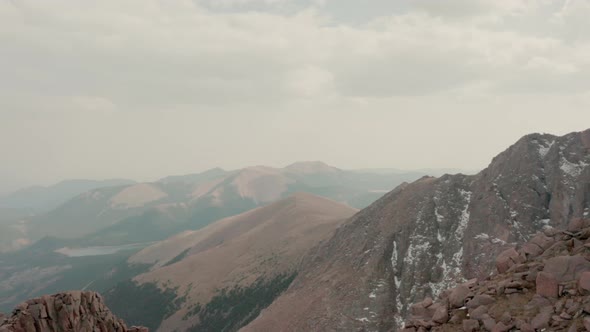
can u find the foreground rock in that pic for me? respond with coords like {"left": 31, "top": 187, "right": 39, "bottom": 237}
{"left": 403, "top": 220, "right": 590, "bottom": 331}
{"left": 0, "top": 291, "right": 147, "bottom": 332}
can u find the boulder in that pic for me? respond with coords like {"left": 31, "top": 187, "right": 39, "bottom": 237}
{"left": 568, "top": 218, "right": 590, "bottom": 232}
{"left": 482, "top": 316, "right": 496, "bottom": 331}
{"left": 492, "top": 321, "right": 513, "bottom": 332}
{"left": 521, "top": 242, "right": 544, "bottom": 258}
{"left": 432, "top": 304, "right": 449, "bottom": 324}
{"left": 468, "top": 305, "right": 488, "bottom": 320}
{"left": 544, "top": 255, "right": 590, "bottom": 282}
{"left": 496, "top": 248, "right": 520, "bottom": 273}
{"left": 530, "top": 233, "right": 555, "bottom": 250}
{"left": 531, "top": 306, "right": 553, "bottom": 330}
{"left": 466, "top": 294, "right": 495, "bottom": 309}
{"left": 536, "top": 272, "right": 559, "bottom": 298}
{"left": 579, "top": 271, "right": 590, "bottom": 295}
{"left": 410, "top": 299, "right": 436, "bottom": 320}
{"left": 462, "top": 319, "right": 479, "bottom": 332}
{"left": 449, "top": 285, "right": 471, "bottom": 309}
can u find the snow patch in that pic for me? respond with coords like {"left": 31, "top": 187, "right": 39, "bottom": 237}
{"left": 394, "top": 276, "right": 401, "bottom": 288}
{"left": 403, "top": 238, "right": 431, "bottom": 266}
{"left": 368, "top": 280, "right": 386, "bottom": 299}
{"left": 394, "top": 315, "right": 404, "bottom": 330}
{"left": 538, "top": 140, "right": 555, "bottom": 158}
{"left": 475, "top": 233, "right": 489, "bottom": 240}
{"left": 492, "top": 238, "right": 506, "bottom": 245}
{"left": 356, "top": 317, "right": 370, "bottom": 323}
{"left": 435, "top": 206, "right": 444, "bottom": 223}
{"left": 475, "top": 233, "right": 506, "bottom": 245}
{"left": 391, "top": 241, "right": 397, "bottom": 268}
{"left": 560, "top": 158, "right": 589, "bottom": 177}
{"left": 454, "top": 190, "right": 472, "bottom": 239}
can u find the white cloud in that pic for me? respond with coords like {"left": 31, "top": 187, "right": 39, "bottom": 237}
{"left": 1, "top": 0, "right": 590, "bottom": 189}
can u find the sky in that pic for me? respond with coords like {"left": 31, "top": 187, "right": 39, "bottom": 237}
{"left": 1, "top": 0, "right": 590, "bottom": 193}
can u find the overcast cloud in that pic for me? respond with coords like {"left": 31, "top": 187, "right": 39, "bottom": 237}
{"left": 1, "top": 0, "right": 590, "bottom": 192}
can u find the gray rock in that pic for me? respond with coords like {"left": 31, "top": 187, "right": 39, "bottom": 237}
{"left": 462, "top": 319, "right": 479, "bottom": 332}
{"left": 449, "top": 285, "right": 471, "bottom": 309}
{"left": 544, "top": 255, "right": 590, "bottom": 283}
{"left": 531, "top": 306, "right": 553, "bottom": 330}
{"left": 466, "top": 294, "right": 495, "bottom": 309}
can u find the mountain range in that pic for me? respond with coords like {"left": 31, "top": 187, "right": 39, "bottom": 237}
{"left": 0, "top": 179, "right": 136, "bottom": 213}
{"left": 91, "top": 128, "right": 590, "bottom": 332}
{"left": 2, "top": 129, "right": 588, "bottom": 332}
{"left": 0, "top": 162, "right": 431, "bottom": 252}
{"left": 0, "top": 162, "right": 432, "bottom": 314}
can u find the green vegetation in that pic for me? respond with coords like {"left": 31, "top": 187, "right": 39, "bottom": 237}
{"left": 183, "top": 302, "right": 202, "bottom": 320}
{"left": 188, "top": 272, "right": 297, "bottom": 332}
{"left": 104, "top": 280, "right": 182, "bottom": 331}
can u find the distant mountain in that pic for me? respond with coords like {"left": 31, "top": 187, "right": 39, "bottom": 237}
{"left": 0, "top": 179, "right": 136, "bottom": 212}
{"left": 0, "top": 162, "right": 423, "bottom": 311}
{"left": 243, "top": 129, "right": 590, "bottom": 331}
{"left": 7, "top": 162, "right": 428, "bottom": 250}
{"left": 104, "top": 193, "right": 357, "bottom": 331}
{"left": 157, "top": 167, "right": 229, "bottom": 185}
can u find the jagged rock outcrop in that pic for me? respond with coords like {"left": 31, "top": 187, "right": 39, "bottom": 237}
{"left": 0, "top": 291, "right": 147, "bottom": 332}
{"left": 402, "top": 218, "right": 590, "bottom": 331}
{"left": 242, "top": 129, "right": 590, "bottom": 331}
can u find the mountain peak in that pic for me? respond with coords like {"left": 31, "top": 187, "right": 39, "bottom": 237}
{"left": 284, "top": 161, "right": 340, "bottom": 174}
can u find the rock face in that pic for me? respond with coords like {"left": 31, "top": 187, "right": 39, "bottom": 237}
{"left": 402, "top": 221, "right": 590, "bottom": 331}
{"left": 242, "top": 129, "right": 590, "bottom": 331}
{"left": 0, "top": 291, "right": 147, "bottom": 332}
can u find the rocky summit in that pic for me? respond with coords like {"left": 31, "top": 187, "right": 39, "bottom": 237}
{"left": 403, "top": 218, "right": 590, "bottom": 331}
{"left": 243, "top": 129, "right": 590, "bottom": 331}
{"left": 0, "top": 291, "right": 146, "bottom": 332}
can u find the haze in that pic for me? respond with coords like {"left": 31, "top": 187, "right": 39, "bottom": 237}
{"left": 1, "top": 0, "right": 590, "bottom": 193}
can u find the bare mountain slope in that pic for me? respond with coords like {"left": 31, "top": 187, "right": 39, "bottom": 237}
{"left": 243, "top": 129, "right": 590, "bottom": 331}
{"left": 106, "top": 193, "right": 357, "bottom": 331}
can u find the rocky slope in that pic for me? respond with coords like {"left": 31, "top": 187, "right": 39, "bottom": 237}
{"left": 0, "top": 291, "right": 146, "bottom": 332}
{"left": 243, "top": 129, "right": 590, "bottom": 331}
{"left": 402, "top": 217, "right": 590, "bottom": 332}
{"left": 105, "top": 193, "right": 357, "bottom": 331}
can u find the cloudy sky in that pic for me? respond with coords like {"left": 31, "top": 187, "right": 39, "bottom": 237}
{"left": 1, "top": 0, "right": 590, "bottom": 192}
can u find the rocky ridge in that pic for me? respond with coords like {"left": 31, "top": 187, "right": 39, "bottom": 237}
{"left": 403, "top": 217, "right": 590, "bottom": 331}
{"left": 0, "top": 291, "right": 146, "bottom": 332}
{"left": 242, "top": 129, "right": 590, "bottom": 331}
